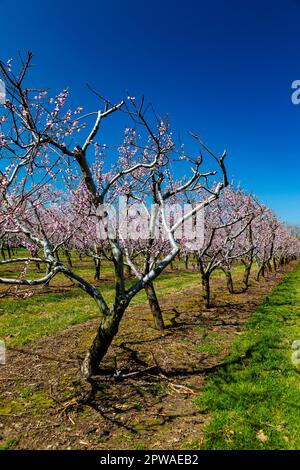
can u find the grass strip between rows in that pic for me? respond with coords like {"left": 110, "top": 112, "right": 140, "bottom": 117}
{"left": 193, "top": 262, "right": 300, "bottom": 450}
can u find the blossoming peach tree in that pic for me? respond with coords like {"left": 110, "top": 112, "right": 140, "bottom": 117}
{"left": 0, "top": 54, "right": 228, "bottom": 386}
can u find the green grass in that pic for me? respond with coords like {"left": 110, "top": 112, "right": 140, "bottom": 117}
{"left": 0, "top": 437, "right": 19, "bottom": 450}
{"left": 197, "top": 331, "right": 223, "bottom": 355}
{"left": 0, "top": 386, "right": 54, "bottom": 417}
{"left": 193, "top": 261, "right": 300, "bottom": 450}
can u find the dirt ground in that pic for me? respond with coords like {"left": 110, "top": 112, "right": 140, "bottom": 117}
{"left": 0, "top": 263, "right": 296, "bottom": 450}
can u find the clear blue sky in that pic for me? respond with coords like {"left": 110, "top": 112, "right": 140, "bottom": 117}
{"left": 1, "top": 0, "right": 299, "bottom": 223}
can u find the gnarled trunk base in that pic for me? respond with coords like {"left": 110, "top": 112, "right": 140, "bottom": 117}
{"left": 81, "top": 305, "right": 126, "bottom": 379}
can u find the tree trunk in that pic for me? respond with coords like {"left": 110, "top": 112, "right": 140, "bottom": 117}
{"left": 185, "top": 254, "right": 189, "bottom": 270}
{"left": 44, "top": 263, "right": 52, "bottom": 287}
{"left": 81, "top": 305, "right": 126, "bottom": 378}
{"left": 144, "top": 282, "right": 165, "bottom": 330}
{"left": 223, "top": 269, "right": 234, "bottom": 294}
{"left": 256, "top": 263, "right": 265, "bottom": 281}
{"left": 267, "top": 259, "right": 272, "bottom": 273}
{"left": 201, "top": 273, "right": 211, "bottom": 308}
{"left": 64, "top": 249, "right": 73, "bottom": 268}
{"left": 94, "top": 258, "right": 101, "bottom": 281}
{"left": 243, "top": 263, "right": 252, "bottom": 291}
{"left": 1, "top": 246, "right": 6, "bottom": 260}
